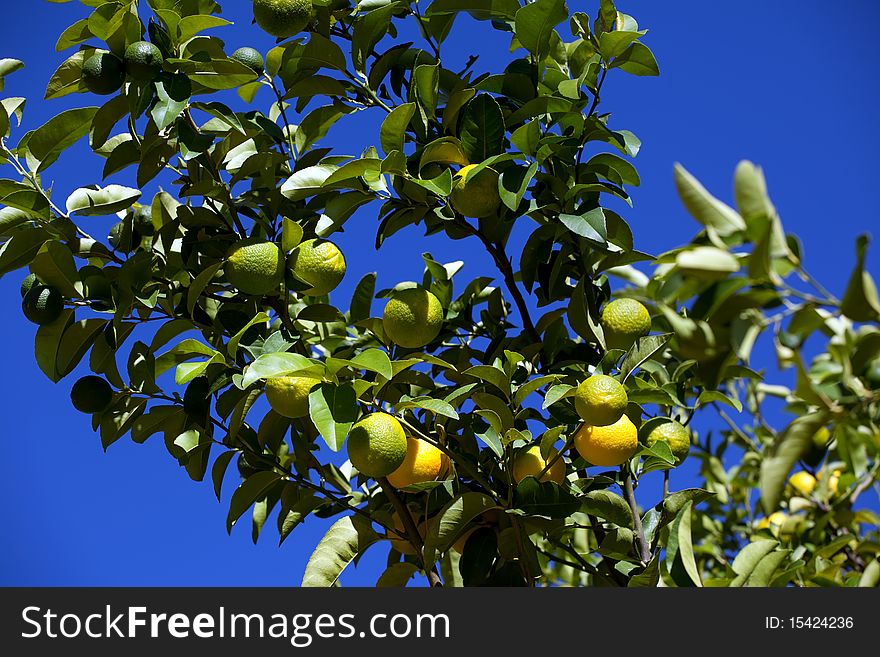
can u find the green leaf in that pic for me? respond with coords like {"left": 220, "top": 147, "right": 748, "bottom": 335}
{"left": 380, "top": 103, "right": 416, "bottom": 155}
{"left": 581, "top": 489, "right": 634, "bottom": 529}
{"left": 462, "top": 364, "right": 510, "bottom": 398}
{"left": 350, "top": 348, "right": 393, "bottom": 380}
{"left": 665, "top": 500, "right": 702, "bottom": 586}
{"left": 499, "top": 162, "right": 538, "bottom": 212}
{"left": 227, "top": 471, "right": 283, "bottom": 533}
{"left": 352, "top": 4, "right": 396, "bottom": 73}
{"left": 66, "top": 184, "right": 141, "bottom": 216}
{"left": 302, "top": 515, "right": 380, "bottom": 587}
{"left": 29, "top": 241, "right": 82, "bottom": 299}
{"left": 241, "top": 352, "right": 315, "bottom": 388}
{"left": 662, "top": 488, "right": 715, "bottom": 516}
{"left": 151, "top": 74, "right": 190, "bottom": 132}
{"left": 675, "top": 246, "right": 740, "bottom": 277}
{"left": 27, "top": 107, "right": 98, "bottom": 172}
{"left": 186, "top": 262, "right": 223, "bottom": 316}
{"left": 515, "top": 0, "right": 569, "bottom": 58}
{"left": 858, "top": 559, "right": 880, "bottom": 588}
{"left": 458, "top": 94, "right": 505, "bottom": 162}
{"left": 309, "top": 383, "right": 359, "bottom": 452}
{"left": 730, "top": 539, "right": 779, "bottom": 587}
{"left": 586, "top": 153, "right": 640, "bottom": 186}
{"left": 227, "top": 312, "right": 270, "bottom": 358}
{"left": 840, "top": 234, "right": 880, "bottom": 322}
{"left": 423, "top": 492, "right": 498, "bottom": 565}
{"left": 673, "top": 163, "right": 745, "bottom": 237}
{"left": 620, "top": 334, "right": 670, "bottom": 382}
{"left": 610, "top": 42, "right": 659, "bottom": 76}
{"left": 281, "top": 218, "right": 303, "bottom": 253}
{"left": 44, "top": 49, "right": 91, "bottom": 100}
{"left": 376, "top": 562, "right": 419, "bottom": 588}
{"left": 559, "top": 209, "right": 608, "bottom": 247}
{"left": 56, "top": 318, "right": 106, "bottom": 377}
{"left": 514, "top": 479, "right": 580, "bottom": 519}
{"left": 34, "top": 309, "right": 73, "bottom": 382}
{"left": 396, "top": 397, "right": 460, "bottom": 420}
{"left": 760, "top": 412, "right": 829, "bottom": 514}
{"left": 349, "top": 272, "right": 376, "bottom": 323}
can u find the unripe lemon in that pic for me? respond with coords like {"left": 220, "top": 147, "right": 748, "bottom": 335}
{"left": 387, "top": 437, "right": 449, "bottom": 488}
{"left": 382, "top": 288, "right": 444, "bottom": 349}
{"left": 574, "top": 414, "right": 639, "bottom": 467}
{"left": 124, "top": 41, "right": 163, "bottom": 81}
{"left": 81, "top": 51, "right": 125, "bottom": 95}
{"left": 225, "top": 240, "right": 284, "bottom": 295}
{"left": 600, "top": 298, "right": 651, "bottom": 351}
{"left": 253, "top": 0, "right": 314, "bottom": 39}
{"left": 22, "top": 285, "right": 64, "bottom": 325}
{"left": 347, "top": 412, "right": 408, "bottom": 478}
{"left": 286, "top": 238, "right": 346, "bottom": 296}
{"left": 574, "top": 374, "right": 627, "bottom": 426}
{"left": 450, "top": 165, "right": 501, "bottom": 218}
{"left": 644, "top": 419, "right": 691, "bottom": 463}
{"left": 512, "top": 445, "right": 566, "bottom": 484}
{"left": 787, "top": 471, "right": 817, "bottom": 497}
{"left": 70, "top": 375, "right": 114, "bottom": 414}
{"left": 231, "top": 47, "right": 265, "bottom": 74}
{"left": 264, "top": 375, "right": 322, "bottom": 419}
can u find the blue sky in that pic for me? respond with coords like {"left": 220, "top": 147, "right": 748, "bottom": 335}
{"left": 0, "top": 1, "right": 877, "bottom": 586}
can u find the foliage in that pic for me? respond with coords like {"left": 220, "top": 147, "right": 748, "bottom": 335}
{"left": 0, "top": 0, "right": 878, "bottom": 588}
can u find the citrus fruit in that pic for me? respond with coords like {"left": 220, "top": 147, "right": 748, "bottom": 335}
{"left": 286, "top": 238, "right": 346, "bottom": 296}
{"left": 22, "top": 285, "right": 64, "bottom": 325}
{"left": 600, "top": 298, "right": 652, "bottom": 351}
{"left": 347, "top": 412, "right": 408, "bottom": 478}
{"left": 382, "top": 288, "right": 444, "bottom": 349}
{"left": 788, "top": 470, "right": 816, "bottom": 497}
{"left": 264, "top": 375, "right": 322, "bottom": 419}
{"left": 757, "top": 511, "right": 788, "bottom": 532}
{"left": 81, "top": 51, "right": 125, "bottom": 95}
{"left": 253, "top": 0, "right": 314, "bottom": 39}
{"left": 124, "top": 41, "right": 163, "bottom": 81}
{"left": 225, "top": 240, "right": 284, "bottom": 295}
{"left": 389, "top": 511, "right": 427, "bottom": 555}
{"left": 20, "top": 273, "right": 39, "bottom": 298}
{"left": 132, "top": 205, "right": 154, "bottom": 236}
{"left": 644, "top": 419, "right": 690, "bottom": 463}
{"left": 824, "top": 468, "right": 842, "bottom": 496}
{"left": 387, "top": 436, "right": 449, "bottom": 488}
{"left": 450, "top": 164, "right": 501, "bottom": 218}
{"left": 573, "top": 374, "right": 628, "bottom": 426}
{"left": 70, "top": 376, "right": 113, "bottom": 414}
{"left": 812, "top": 426, "right": 832, "bottom": 450}
{"left": 573, "top": 414, "right": 639, "bottom": 467}
{"left": 231, "top": 47, "right": 265, "bottom": 74}
{"left": 511, "top": 445, "right": 566, "bottom": 484}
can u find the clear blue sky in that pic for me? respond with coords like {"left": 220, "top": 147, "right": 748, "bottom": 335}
{"left": 0, "top": 1, "right": 877, "bottom": 586}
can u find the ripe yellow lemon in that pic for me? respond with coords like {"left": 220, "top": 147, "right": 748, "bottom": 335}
{"left": 757, "top": 511, "right": 788, "bottom": 532}
{"left": 644, "top": 419, "right": 691, "bottom": 463}
{"left": 511, "top": 445, "right": 566, "bottom": 484}
{"left": 574, "top": 414, "right": 639, "bottom": 467}
{"left": 450, "top": 164, "right": 501, "bottom": 218}
{"left": 382, "top": 288, "right": 444, "bottom": 349}
{"left": 347, "top": 412, "right": 408, "bottom": 478}
{"left": 821, "top": 468, "right": 843, "bottom": 496}
{"left": 600, "top": 298, "right": 651, "bottom": 351}
{"left": 387, "top": 437, "right": 449, "bottom": 488}
{"left": 253, "top": 0, "right": 314, "bottom": 39}
{"left": 264, "top": 375, "right": 322, "bottom": 418}
{"left": 573, "top": 374, "right": 628, "bottom": 426}
{"left": 787, "top": 471, "right": 817, "bottom": 497}
{"left": 286, "top": 238, "right": 346, "bottom": 296}
{"left": 225, "top": 240, "right": 284, "bottom": 295}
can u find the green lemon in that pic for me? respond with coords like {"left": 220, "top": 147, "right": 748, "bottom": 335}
{"left": 231, "top": 47, "right": 265, "bottom": 74}
{"left": 286, "top": 238, "right": 346, "bottom": 296}
{"left": 22, "top": 286, "right": 64, "bottom": 325}
{"left": 644, "top": 419, "right": 691, "bottom": 463}
{"left": 573, "top": 374, "right": 628, "bottom": 426}
{"left": 347, "top": 413, "right": 408, "bottom": 478}
{"left": 70, "top": 376, "right": 114, "bottom": 414}
{"left": 124, "top": 41, "right": 163, "bottom": 81}
{"left": 382, "top": 288, "right": 444, "bottom": 349}
{"left": 225, "top": 240, "right": 284, "bottom": 296}
{"left": 253, "top": 0, "right": 314, "bottom": 39}
{"left": 82, "top": 51, "right": 125, "bottom": 95}
{"left": 450, "top": 164, "right": 501, "bottom": 218}
{"left": 600, "top": 298, "right": 652, "bottom": 351}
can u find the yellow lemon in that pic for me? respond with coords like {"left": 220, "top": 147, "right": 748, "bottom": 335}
{"left": 787, "top": 471, "right": 817, "bottom": 497}
{"left": 450, "top": 164, "right": 501, "bottom": 218}
{"left": 511, "top": 445, "right": 566, "bottom": 484}
{"left": 264, "top": 375, "right": 322, "bottom": 418}
{"left": 573, "top": 414, "right": 639, "bottom": 467}
{"left": 387, "top": 437, "right": 449, "bottom": 488}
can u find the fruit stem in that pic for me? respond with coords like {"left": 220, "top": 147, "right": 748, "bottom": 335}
{"left": 379, "top": 478, "right": 443, "bottom": 587}
{"left": 623, "top": 465, "right": 652, "bottom": 564}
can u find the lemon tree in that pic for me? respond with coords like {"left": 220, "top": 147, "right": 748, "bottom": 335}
{"left": 0, "top": 0, "right": 877, "bottom": 589}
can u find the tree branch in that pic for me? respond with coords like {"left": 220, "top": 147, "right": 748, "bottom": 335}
{"left": 623, "top": 466, "right": 651, "bottom": 563}
{"left": 379, "top": 477, "right": 443, "bottom": 587}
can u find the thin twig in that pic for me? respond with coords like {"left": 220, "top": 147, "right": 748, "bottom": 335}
{"left": 623, "top": 466, "right": 651, "bottom": 563}
{"left": 379, "top": 477, "right": 443, "bottom": 587}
